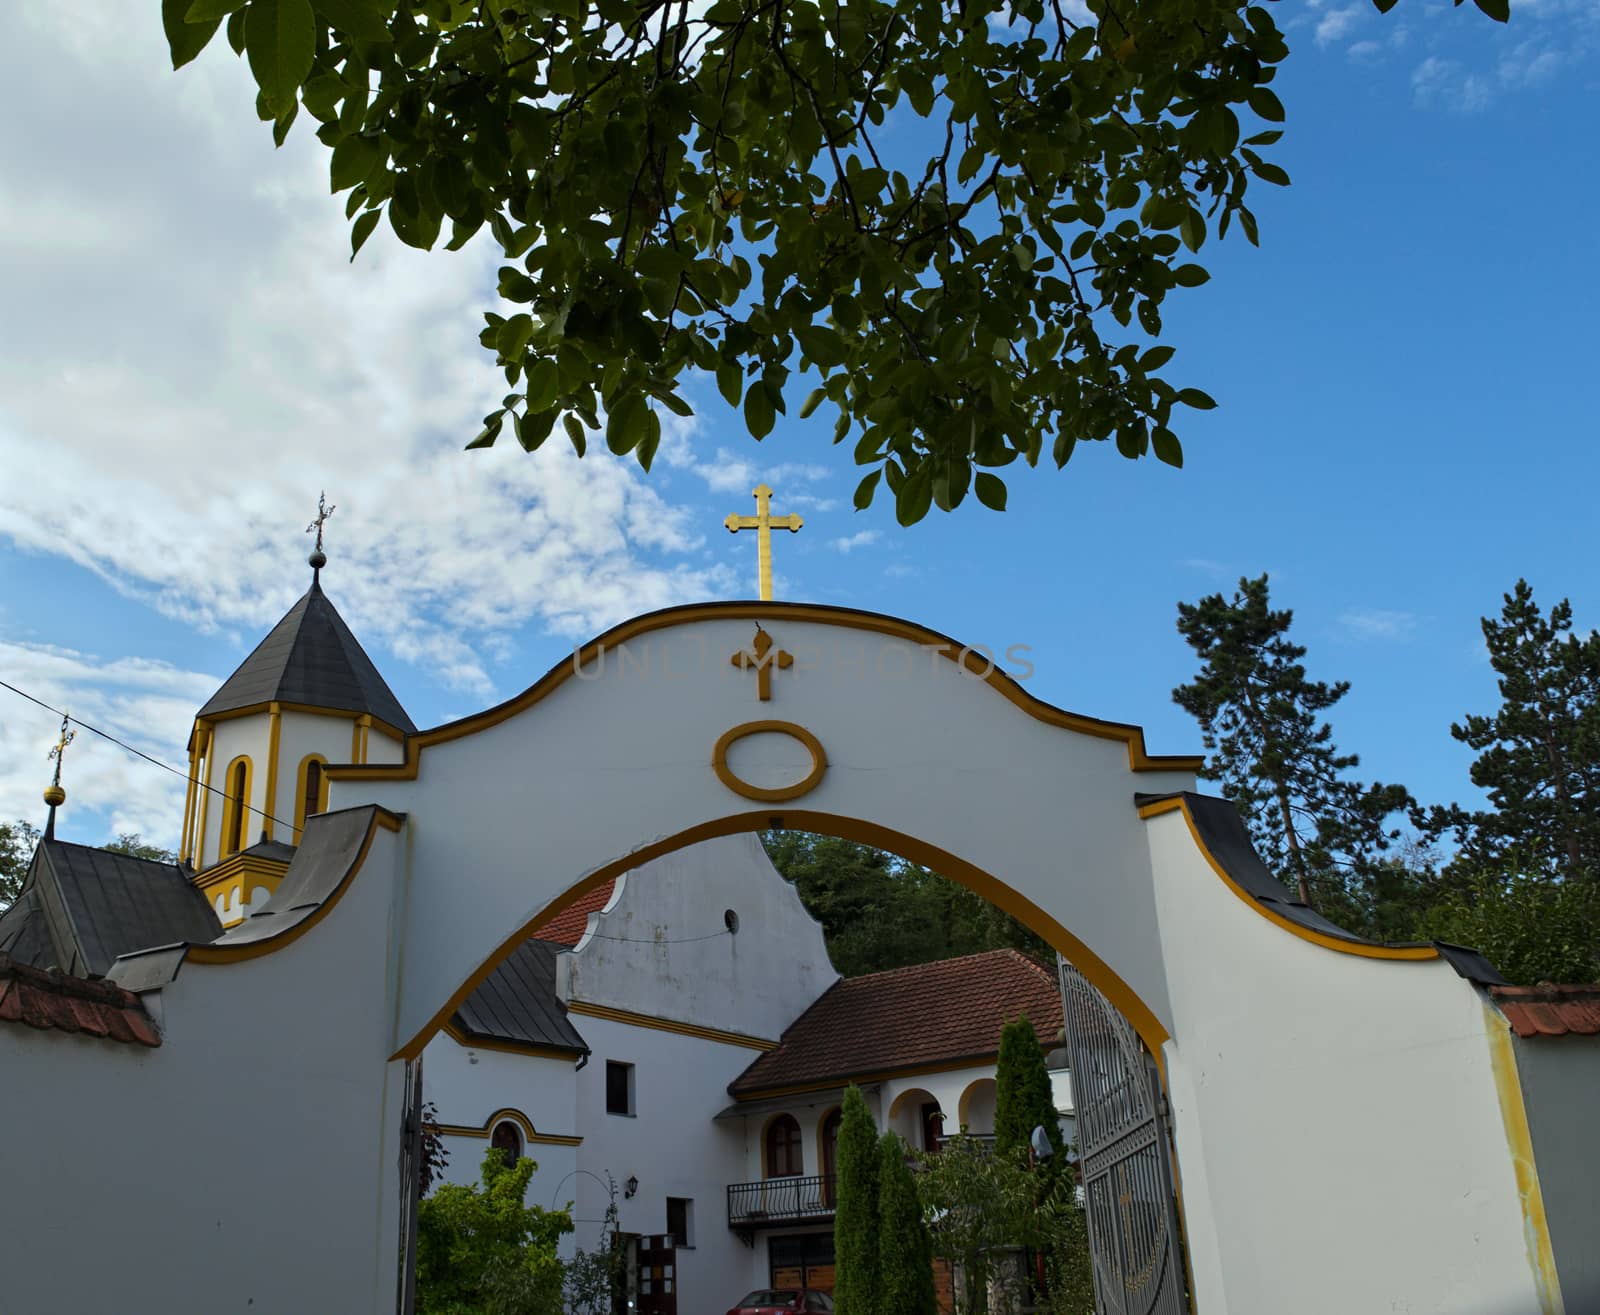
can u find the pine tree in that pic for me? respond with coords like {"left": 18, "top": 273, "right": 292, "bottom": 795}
{"left": 1173, "top": 574, "right": 1413, "bottom": 911}
{"left": 1440, "top": 580, "right": 1600, "bottom": 886}
{"left": 833, "top": 1085, "right": 881, "bottom": 1315}
{"left": 993, "top": 1016, "right": 1065, "bottom": 1192}
{"left": 877, "top": 1132, "right": 937, "bottom": 1315}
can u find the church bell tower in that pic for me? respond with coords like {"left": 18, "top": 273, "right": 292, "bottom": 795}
{"left": 179, "top": 501, "right": 414, "bottom": 926}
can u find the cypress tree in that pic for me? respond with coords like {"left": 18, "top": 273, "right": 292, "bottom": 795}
{"left": 877, "top": 1133, "right": 936, "bottom": 1315}
{"left": 833, "top": 1085, "right": 881, "bottom": 1315}
{"left": 993, "top": 1015, "right": 1064, "bottom": 1181}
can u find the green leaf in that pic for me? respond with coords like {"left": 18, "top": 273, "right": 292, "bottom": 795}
{"left": 716, "top": 362, "right": 743, "bottom": 408}
{"left": 1252, "top": 161, "right": 1291, "bottom": 187}
{"left": 330, "top": 134, "right": 382, "bottom": 192}
{"left": 895, "top": 470, "right": 933, "bottom": 527}
{"left": 1178, "top": 387, "right": 1218, "bottom": 410}
{"left": 563, "top": 414, "right": 588, "bottom": 457}
{"left": 853, "top": 470, "right": 881, "bottom": 510}
{"left": 246, "top": 0, "right": 316, "bottom": 114}
{"left": 515, "top": 408, "right": 556, "bottom": 453}
{"left": 525, "top": 358, "right": 560, "bottom": 412}
{"left": 1173, "top": 264, "right": 1210, "bottom": 288}
{"left": 1140, "top": 345, "right": 1176, "bottom": 371}
{"left": 974, "top": 472, "right": 1008, "bottom": 512}
{"left": 164, "top": 0, "right": 223, "bottom": 67}
{"left": 1247, "top": 88, "right": 1286, "bottom": 123}
{"left": 1371, "top": 0, "right": 1400, "bottom": 10}
{"left": 1178, "top": 209, "right": 1205, "bottom": 254}
{"left": 744, "top": 382, "right": 775, "bottom": 440}
{"left": 312, "top": 0, "right": 392, "bottom": 43}
{"left": 1152, "top": 428, "right": 1183, "bottom": 468}
{"left": 349, "top": 207, "right": 381, "bottom": 259}
{"left": 637, "top": 407, "right": 662, "bottom": 472}
{"left": 798, "top": 387, "right": 827, "bottom": 420}
{"left": 1472, "top": 0, "right": 1509, "bottom": 18}
{"left": 606, "top": 391, "right": 645, "bottom": 455}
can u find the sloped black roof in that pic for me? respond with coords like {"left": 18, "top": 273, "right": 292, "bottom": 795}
{"left": 454, "top": 939, "right": 589, "bottom": 1055}
{"left": 199, "top": 577, "right": 416, "bottom": 733}
{"left": 0, "top": 842, "right": 221, "bottom": 978}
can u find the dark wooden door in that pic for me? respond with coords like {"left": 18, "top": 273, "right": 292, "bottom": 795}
{"left": 635, "top": 1233, "right": 678, "bottom": 1315}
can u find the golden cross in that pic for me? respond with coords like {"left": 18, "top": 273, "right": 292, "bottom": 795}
{"left": 730, "top": 626, "right": 793, "bottom": 702}
{"left": 47, "top": 711, "right": 74, "bottom": 787}
{"left": 724, "top": 483, "right": 802, "bottom": 601}
{"left": 306, "top": 490, "right": 336, "bottom": 554}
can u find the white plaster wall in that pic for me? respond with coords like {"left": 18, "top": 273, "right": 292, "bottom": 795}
{"left": 0, "top": 824, "right": 408, "bottom": 1315}
{"left": 337, "top": 616, "right": 1196, "bottom": 1062}
{"left": 1145, "top": 810, "right": 1551, "bottom": 1315}
{"left": 574, "top": 1015, "right": 763, "bottom": 1315}
{"left": 366, "top": 727, "right": 404, "bottom": 765}
{"left": 559, "top": 833, "right": 838, "bottom": 1040}
{"left": 197, "top": 714, "right": 271, "bottom": 864}
{"left": 421, "top": 1033, "right": 582, "bottom": 1253}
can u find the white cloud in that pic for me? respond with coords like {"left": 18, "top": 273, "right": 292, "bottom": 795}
{"left": 831, "top": 530, "right": 881, "bottom": 553}
{"left": 1316, "top": 5, "right": 1365, "bottom": 45}
{"left": 1338, "top": 608, "right": 1419, "bottom": 641}
{"left": 1411, "top": 56, "right": 1493, "bottom": 111}
{"left": 0, "top": 5, "right": 739, "bottom": 701}
{"left": 1498, "top": 39, "right": 1567, "bottom": 86}
{"left": 0, "top": 636, "right": 218, "bottom": 846}
{"left": 1347, "top": 39, "right": 1384, "bottom": 60}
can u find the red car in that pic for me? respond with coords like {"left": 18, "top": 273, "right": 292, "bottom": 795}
{"left": 725, "top": 1290, "right": 834, "bottom": 1315}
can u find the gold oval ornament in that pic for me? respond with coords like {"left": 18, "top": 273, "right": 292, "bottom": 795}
{"left": 712, "top": 721, "right": 828, "bottom": 803}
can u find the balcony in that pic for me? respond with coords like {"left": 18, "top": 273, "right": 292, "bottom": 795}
{"left": 727, "top": 1174, "right": 837, "bottom": 1233}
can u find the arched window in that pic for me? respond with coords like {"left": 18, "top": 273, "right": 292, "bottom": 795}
{"left": 490, "top": 1120, "right": 523, "bottom": 1168}
{"left": 819, "top": 1107, "right": 842, "bottom": 1206}
{"left": 222, "top": 756, "right": 252, "bottom": 857}
{"left": 295, "top": 754, "right": 329, "bottom": 839}
{"left": 765, "top": 1113, "right": 803, "bottom": 1178}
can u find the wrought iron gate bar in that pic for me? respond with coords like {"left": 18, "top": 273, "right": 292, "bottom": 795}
{"left": 1057, "top": 956, "right": 1190, "bottom": 1315}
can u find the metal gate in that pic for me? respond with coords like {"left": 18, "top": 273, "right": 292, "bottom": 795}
{"left": 1056, "top": 957, "right": 1189, "bottom": 1315}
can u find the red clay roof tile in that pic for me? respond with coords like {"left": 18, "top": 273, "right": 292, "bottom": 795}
{"left": 0, "top": 953, "right": 161, "bottom": 1047}
{"left": 1490, "top": 984, "right": 1600, "bottom": 1039}
{"left": 538, "top": 881, "right": 616, "bottom": 946}
{"left": 731, "top": 949, "right": 1062, "bottom": 1096}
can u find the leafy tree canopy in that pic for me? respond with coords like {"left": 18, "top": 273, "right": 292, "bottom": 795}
{"left": 105, "top": 834, "right": 179, "bottom": 863}
{"left": 416, "top": 1147, "right": 571, "bottom": 1315}
{"left": 877, "top": 1131, "right": 938, "bottom": 1315}
{"left": 0, "top": 820, "right": 41, "bottom": 911}
{"left": 159, "top": 0, "right": 1500, "bottom": 523}
{"left": 762, "top": 829, "right": 1049, "bottom": 974}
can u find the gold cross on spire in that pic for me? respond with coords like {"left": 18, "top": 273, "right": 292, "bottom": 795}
{"left": 44, "top": 711, "right": 73, "bottom": 809}
{"left": 307, "top": 491, "right": 336, "bottom": 551}
{"left": 731, "top": 625, "right": 794, "bottom": 701}
{"left": 724, "top": 484, "right": 802, "bottom": 601}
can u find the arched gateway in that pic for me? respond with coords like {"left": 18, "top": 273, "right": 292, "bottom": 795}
{"left": 86, "top": 602, "right": 1566, "bottom": 1315}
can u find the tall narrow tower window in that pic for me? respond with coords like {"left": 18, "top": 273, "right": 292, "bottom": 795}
{"left": 296, "top": 755, "right": 329, "bottom": 839}
{"left": 222, "top": 756, "right": 252, "bottom": 856}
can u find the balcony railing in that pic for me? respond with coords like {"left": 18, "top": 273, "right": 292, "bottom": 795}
{"left": 727, "top": 1174, "right": 837, "bottom": 1230}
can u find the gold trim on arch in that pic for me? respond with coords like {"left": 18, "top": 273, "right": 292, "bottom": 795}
{"left": 326, "top": 601, "right": 1201, "bottom": 786}
{"left": 565, "top": 999, "right": 778, "bottom": 1051}
{"left": 434, "top": 1107, "right": 583, "bottom": 1147}
{"left": 1136, "top": 796, "right": 1440, "bottom": 963}
{"left": 396, "top": 809, "right": 1173, "bottom": 1069}
{"left": 713, "top": 720, "right": 828, "bottom": 803}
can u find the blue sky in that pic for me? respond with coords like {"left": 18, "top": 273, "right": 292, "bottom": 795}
{"left": 1, "top": 0, "right": 1596, "bottom": 848}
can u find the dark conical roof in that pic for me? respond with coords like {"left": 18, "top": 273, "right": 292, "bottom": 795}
{"left": 198, "top": 579, "right": 416, "bottom": 733}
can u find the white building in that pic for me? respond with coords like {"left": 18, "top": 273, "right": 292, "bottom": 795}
{"left": 0, "top": 561, "right": 1076, "bottom": 1315}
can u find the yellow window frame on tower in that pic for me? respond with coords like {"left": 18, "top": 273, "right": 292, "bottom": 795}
{"left": 221, "top": 755, "right": 253, "bottom": 857}
{"left": 295, "top": 754, "right": 330, "bottom": 841}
